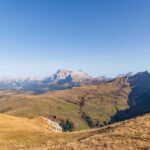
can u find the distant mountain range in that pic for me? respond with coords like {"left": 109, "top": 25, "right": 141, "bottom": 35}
{"left": 0, "top": 69, "right": 150, "bottom": 96}
{"left": 0, "top": 69, "right": 111, "bottom": 93}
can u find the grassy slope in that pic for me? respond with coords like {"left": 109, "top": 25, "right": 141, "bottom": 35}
{"left": 0, "top": 113, "right": 149, "bottom": 150}
{"left": 0, "top": 77, "right": 131, "bottom": 130}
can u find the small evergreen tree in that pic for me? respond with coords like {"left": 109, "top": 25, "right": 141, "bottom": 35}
{"left": 59, "top": 119, "right": 74, "bottom": 132}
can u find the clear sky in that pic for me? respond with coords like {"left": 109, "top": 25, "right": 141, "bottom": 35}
{"left": 0, "top": 0, "right": 150, "bottom": 78}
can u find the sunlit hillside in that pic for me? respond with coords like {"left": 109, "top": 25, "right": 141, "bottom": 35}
{"left": 0, "top": 77, "right": 131, "bottom": 130}
{"left": 0, "top": 113, "right": 149, "bottom": 150}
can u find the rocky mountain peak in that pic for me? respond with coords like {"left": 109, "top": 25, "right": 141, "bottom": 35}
{"left": 50, "top": 69, "right": 92, "bottom": 84}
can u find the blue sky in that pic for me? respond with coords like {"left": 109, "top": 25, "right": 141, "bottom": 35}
{"left": 0, "top": 0, "right": 150, "bottom": 78}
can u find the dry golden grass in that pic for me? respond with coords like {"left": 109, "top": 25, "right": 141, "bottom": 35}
{"left": 64, "top": 115, "right": 150, "bottom": 150}
{"left": 0, "top": 113, "right": 149, "bottom": 150}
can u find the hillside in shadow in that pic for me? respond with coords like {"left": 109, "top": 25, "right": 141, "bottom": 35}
{"left": 110, "top": 71, "right": 150, "bottom": 123}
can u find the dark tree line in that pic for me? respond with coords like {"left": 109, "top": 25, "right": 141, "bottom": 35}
{"left": 81, "top": 112, "right": 103, "bottom": 128}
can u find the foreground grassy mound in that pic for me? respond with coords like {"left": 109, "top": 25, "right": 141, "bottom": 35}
{"left": 0, "top": 77, "right": 130, "bottom": 130}
{"left": 0, "top": 113, "right": 149, "bottom": 150}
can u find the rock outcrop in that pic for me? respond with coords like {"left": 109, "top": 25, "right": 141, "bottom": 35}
{"left": 43, "top": 117, "right": 62, "bottom": 132}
